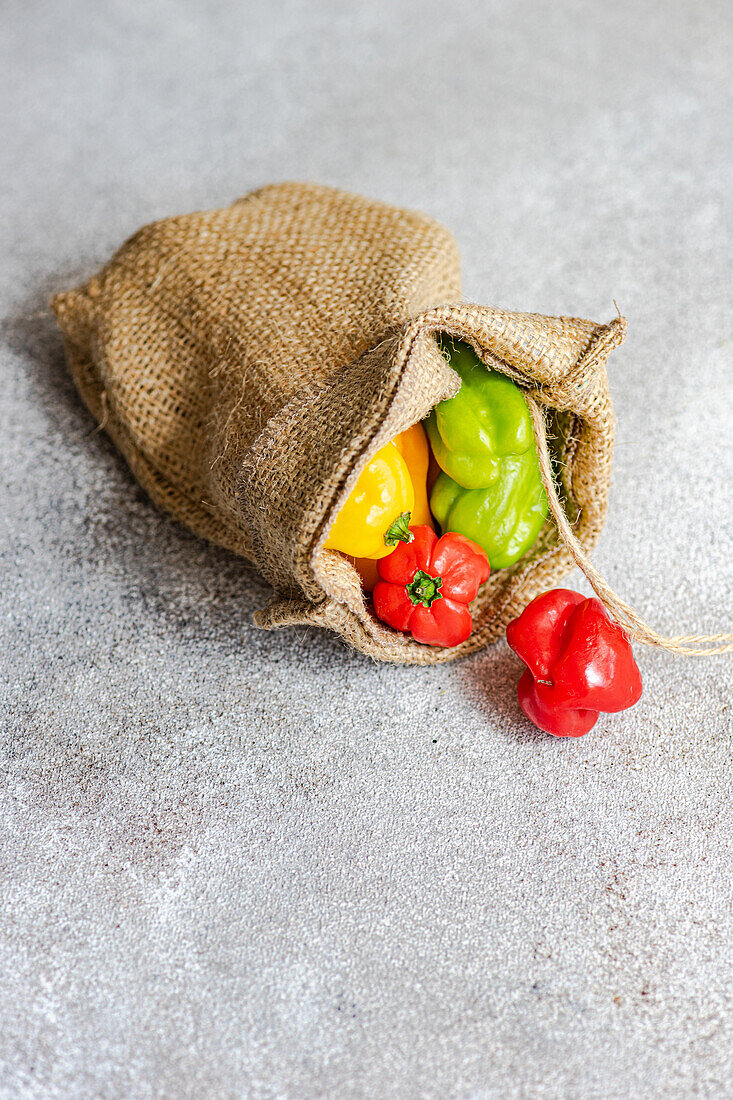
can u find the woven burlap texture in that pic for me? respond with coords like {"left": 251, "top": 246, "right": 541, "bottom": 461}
{"left": 52, "top": 182, "right": 625, "bottom": 664}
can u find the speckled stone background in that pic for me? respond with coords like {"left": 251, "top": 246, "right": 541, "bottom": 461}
{"left": 1, "top": 1, "right": 732, "bottom": 1097}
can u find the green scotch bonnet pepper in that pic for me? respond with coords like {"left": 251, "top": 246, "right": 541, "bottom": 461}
{"left": 426, "top": 339, "right": 548, "bottom": 570}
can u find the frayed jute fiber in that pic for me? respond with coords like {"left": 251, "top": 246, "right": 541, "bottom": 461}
{"left": 52, "top": 182, "right": 732, "bottom": 663}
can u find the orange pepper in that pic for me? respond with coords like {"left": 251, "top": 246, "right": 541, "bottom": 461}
{"left": 393, "top": 422, "right": 432, "bottom": 526}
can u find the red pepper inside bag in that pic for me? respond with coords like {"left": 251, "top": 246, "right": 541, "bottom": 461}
{"left": 373, "top": 525, "right": 490, "bottom": 647}
{"left": 506, "top": 589, "right": 643, "bottom": 737}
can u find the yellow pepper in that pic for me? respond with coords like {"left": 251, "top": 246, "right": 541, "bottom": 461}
{"left": 334, "top": 424, "right": 433, "bottom": 593}
{"left": 325, "top": 423, "right": 432, "bottom": 564}
{"left": 324, "top": 440, "right": 415, "bottom": 560}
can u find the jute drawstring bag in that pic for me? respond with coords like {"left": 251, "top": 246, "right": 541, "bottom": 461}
{"left": 53, "top": 182, "right": 731, "bottom": 662}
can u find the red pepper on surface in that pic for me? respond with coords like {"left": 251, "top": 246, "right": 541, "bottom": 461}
{"left": 373, "top": 525, "right": 490, "bottom": 647}
{"left": 506, "top": 589, "right": 643, "bottom": 737}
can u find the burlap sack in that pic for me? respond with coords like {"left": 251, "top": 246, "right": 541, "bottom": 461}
{"left": 52, "top": 181, "right": 626, "bottom": 664}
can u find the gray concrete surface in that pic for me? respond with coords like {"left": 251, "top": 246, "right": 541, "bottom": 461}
{"left": 1, "top": 1, "right": 732, "bottom": 1097}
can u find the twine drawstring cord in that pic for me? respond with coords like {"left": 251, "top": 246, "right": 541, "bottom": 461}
{"left": 526, "top": 396, "right": 733, "bottom": 656}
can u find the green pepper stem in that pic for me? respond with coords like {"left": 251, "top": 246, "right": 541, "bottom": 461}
{"left": 384, "top": 512, "right": 414, "bottom": 547}
{"left": 406, "top": 569, "right": 443, "bottom": 608}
